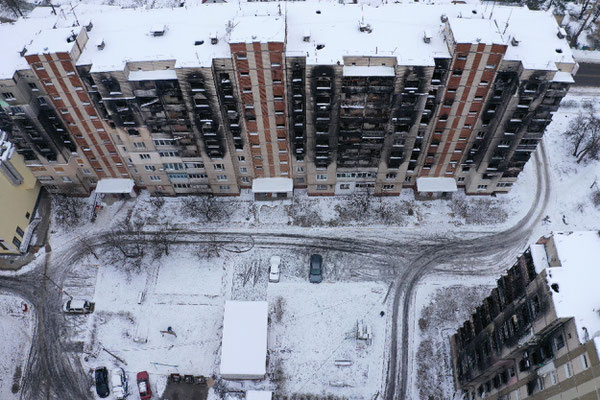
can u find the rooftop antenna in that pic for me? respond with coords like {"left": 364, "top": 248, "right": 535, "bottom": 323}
{"left": 502, "top": 9, "right": 513, "bottom": 35}
{"left": 70, "top": 2, "right": 80, "bottom": 26}
{"left": 46, "top": 0, "right": 57, "bottom": 15}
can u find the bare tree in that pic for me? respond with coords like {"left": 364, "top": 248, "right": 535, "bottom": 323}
{"left": 563, "top": 111, "right": 600, "bottom": 163}
{"left": 571, "top": 0, "right": 600, "bottom": 46}
{"left": 151, "top": 222, "right": 178, "bottom": 260}
{"left": 52, "top": 190, "right": 87, "bottom": 228}
{"left": 103, "top": 221, "right": 149, "bottom": 271}
{"left": 182, "top": 195, "right": 229, "bottom": 222}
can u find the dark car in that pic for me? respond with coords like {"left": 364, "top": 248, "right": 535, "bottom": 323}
{"left": 94, "top": 367, "right": 110, "bottom": 398}
{"left": 309, "top": 254, "right": 323, "bottom": 283}
{"left": 137, "top": 371, "right": 153, "bottom": 400}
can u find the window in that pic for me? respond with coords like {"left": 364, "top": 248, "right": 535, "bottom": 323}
{"left": 184, "top": 162, "right": 204, "bottom": 169}
{"left": 163, "top": 163, "right": 184, "bottom": 170}
{"left": 237, "top": 53, "right": 247, "bottom": 60}
{"left": 316, "top": 184, "right": 327, "bottom": 190}
{"left": 144, "top": 165, "right": 156, "bottom": 171}
{"left": 168, "top": 173, "right": 189, "bottom": 179}
{"left": 189, "top": 173, "right": 208, "bottom": 179}
{"left": 38, "top": 97, "right": 47, "bottom": 106}
{"left": 174, "top": 183, "right": 191, "bottom": 189}
{"left": 297, "top": 166, "right": 304, "bottom": 173}
{"left": 241, "top": 176, "right": 250, "bottom": 184}
{"left": 238, "top": 155, "right": 246, "bottom": 161}
{"left": 16, "top": 226, "right": 24, "bottom": 237}
{"left": 216, "top": 174, "right": 228, "bottom": 181}
{"left": 564, "top": 362, "right": 572, "bottom": 378}
{"left": 2, "top": 92, "right": 15, "bottom": 100}
{"left": 149, "top": 175, "right": 161, "bottom": 181}
{"left": 477, "top": 184, "right": 488, "bottom": 190}
{"left": 339, "top": 183, "right": 350, "bottom": 190}
{"left": 582, "top": 353, "right": 590, "bottom": 370}
{"left": 316, "top": 174, "right": 327, "bottom": 181}
{"left": 29, "top": 82, "right": 38, "bottom": 91}
{"left": 240, "top": 167, "right": 248, "bottom": 173}
{"left": 10, "top": 106, "right": 24, "bottom": 114}
{"left": 159, "top": 151, "right": 179, "bottom": 157}
{"left": 486, "top": 64, "right": 496, "bottom": 69}
{"left": 220, "top": 185, "right": 230, "bottom": 190}
{"left": 133, "top": 142, "right": 146, "bottom": 148}
{"left": 458, "top": 177, "right": 465, "bottom": 182}
{"left": 386, "top": 172, "right": 397, "bottom": 180}
{"left": 83, "top": 169, "right": 92, "bottom": 175}
{"left": 52, "top": 95, "right": 62, "bottom": 101}
{"left": 240, "top": 71, "right": 250, "bottom": 77}
{"left": 497, "top": 182, "right": 513, "bottom": 188}
{"left": 554, "top": 334, "right": 565, "bottom": 350}
{"left": 43, "top": 80, "right": 53, "bottom": 86}
{"left": 61, "top": 176, "right": 72, "bottom": 183}
{"left": 153, "top": 139, "right": 175, "bottom": 146}
{"left": 140, "top": 154, "right": 151, "bottom": 160}
{"left": 12, "top": 237, "right": 21, "bottom": 248}
{"left": 474, "top": 96, "right": 483, "bottom": 101}
{"left": 242, "top": 88, "right": 252, "bottom": 93}
{"left": 550, "top": 370, "right": 558, "bottom": 385}
{"left": 404, "top": 176, "right": 412, "bottom": 183}
{"left": 383, "top": 184, "right": 394, "bottom": 190}
{"left": 213, "top": 163, "right": 225, "bottom": 170}
{"left": 480, "top": 81, "right": 489, "bottom": 86}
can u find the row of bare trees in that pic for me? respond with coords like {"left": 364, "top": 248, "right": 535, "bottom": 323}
{"left": 564, "top": 110, "right": 600, "bottom": 163}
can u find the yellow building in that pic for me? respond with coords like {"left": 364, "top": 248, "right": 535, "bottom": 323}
{"left": 0, "top": 130, "right": 42, "bottom": 254}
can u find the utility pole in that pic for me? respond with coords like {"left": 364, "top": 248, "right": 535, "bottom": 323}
{"left": 43, "top": 272, "right": 72, "bottom": 299}
{"left": 46, "top": 0, "right": 56, "bottom": 15}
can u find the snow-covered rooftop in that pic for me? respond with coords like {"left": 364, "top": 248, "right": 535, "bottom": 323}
{"left": 252, "top": 177, "right": 293, "bottom": 193}
{"left": 220, "top": 301, "right": 268, "bottom": 379}
{"left": 246, "top": 391, "right": 273, "bottom": 400}
{"left": 543, "top": 232, "right": 600, "bottom": 344}
{"left": 128, "top": 69, "right": 178, "bottom": 81}
{"left": 416, "top": 177, "right": 458, "bottom": 193}
{"left": 95, "top": 178, "right": 135, "bottom": 194}
{"left": 0, "top": 2, "right": 574, "bottom": 76}
{"left": 343, "top": 65, "right": 395, "bottom": 77}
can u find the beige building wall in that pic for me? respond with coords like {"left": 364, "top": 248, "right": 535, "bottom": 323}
{"left": 0, "top": 148, "right": 41, "bottom": 254}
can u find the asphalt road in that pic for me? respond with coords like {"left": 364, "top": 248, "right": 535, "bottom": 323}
{"left": 573, "top": 62, "right": 600, "bottom": 87}
{"left": 0, "top": 140, "right": 551, "bottom": 400}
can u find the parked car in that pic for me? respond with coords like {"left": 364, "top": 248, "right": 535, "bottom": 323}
{"left": 63, "top": 298, "right": 94, "bottom": 314}
{"left": 111, "top": 368, "right": 128, "bottom": 400}
{"left": 137, "top": 371, "right": 152, "bottom": 400}
{"left": 269, "top": 256, "right": 281, "bottom": 283}
{"left": 94, "top": 367, "right": 110, "bottom": 398}
{"left": 309, "top": 254, "right": 323, "bottom": 283}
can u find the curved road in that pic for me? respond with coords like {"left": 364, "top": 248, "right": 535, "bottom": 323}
{"left": 0, "top": 143, "right": 550, "bottom": 399}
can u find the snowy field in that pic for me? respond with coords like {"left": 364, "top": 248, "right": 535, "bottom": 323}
{"left": 0, "top": 293, "right": 35, "bottom": 400}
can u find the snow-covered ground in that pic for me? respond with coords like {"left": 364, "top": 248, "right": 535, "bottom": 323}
{"left": 0, "top": 293, "right": 35, "bottom": 400}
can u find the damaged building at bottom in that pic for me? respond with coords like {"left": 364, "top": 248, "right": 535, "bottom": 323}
{"left": 451, "top": 231, "right": 600, "bottom": 400}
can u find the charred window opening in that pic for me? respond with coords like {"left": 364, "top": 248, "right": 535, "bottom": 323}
{"left": 99, "top": 75, "right": 121, "bottom": 95}
{"left": 216, "top": 72, "right": 243, "bottom": 150}
{"left": 311, "top": 66, "right": 335, "bottom": 168}
{"left": 37, "top": 108, "right": 75, "bottom": 156}
{"left": 338, "top": 71, "right": 394, "bottom": 168}
{"left": 104, "top": 98, "right": 139, "bottom": 128}
{"left": 185, "top": 73, "right": 225, "bottom": 159}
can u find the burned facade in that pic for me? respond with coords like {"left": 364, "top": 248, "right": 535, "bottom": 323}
{"left": 452, "top": 232, "right": 600, "bottom": 400}
{"left": 0, "top": 3, "right": 576, "bottom": 196}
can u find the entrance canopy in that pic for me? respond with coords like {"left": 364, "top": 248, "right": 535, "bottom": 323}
{"left": 251, "top": 178, "right": 293, "bottom": 193}
{"left": 416, "top": 177, "right": 458, "bottom": 193}
{"left": 95, "top": 178, "right": 135, "bottom": 194}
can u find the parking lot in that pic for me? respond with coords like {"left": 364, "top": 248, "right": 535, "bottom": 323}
{"left": 60, "top": 245, "right": 392, "bottom": 399}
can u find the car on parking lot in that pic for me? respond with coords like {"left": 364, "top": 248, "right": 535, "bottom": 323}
{"left": 111, "top": 367, "right": 128, "bottom": 399}
{"left": 309, "top": 254, "right": 323, "bottom": 283}
{"left": 137, "top": 371, "right": 152, "bottom": 400}
{"left": 269, "top": 256, "right": 281, "bottom": 283}
{"left": 94, "top": 367, "right": 110, "bottom": 398}
{"left": 63, "top": 298, "right": 94, "bottom": 314}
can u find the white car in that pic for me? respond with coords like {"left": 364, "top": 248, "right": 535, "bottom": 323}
{"left": 62, "top": 299, "right": 94, "bottom": 314}
{"left": 269, "top": 256, "right": 281, "bottom": 283}
{"left": 111, "top": 368, "right": 128, "bottom": 399}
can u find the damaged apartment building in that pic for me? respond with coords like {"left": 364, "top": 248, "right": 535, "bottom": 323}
{"left": 452, "top": 232, "right": 600, "bottom": 400}
{"left": 0, "top": 2, "right": 576, "bottom": 196}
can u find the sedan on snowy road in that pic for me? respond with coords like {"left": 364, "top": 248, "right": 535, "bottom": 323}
{"left": 309, "top": 254, "right": 323, "bottom": 283}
